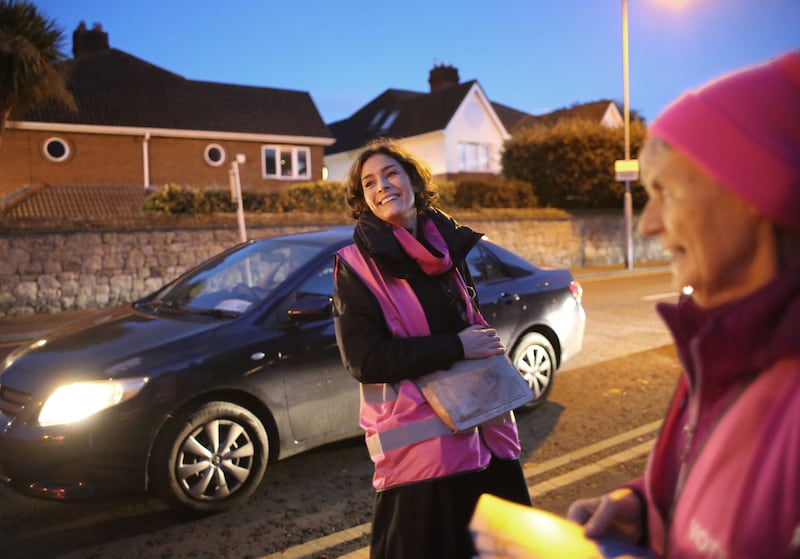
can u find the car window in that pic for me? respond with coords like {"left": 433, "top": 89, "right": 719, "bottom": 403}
{"left": 265, "top": 261, "right": 335, "bottom": 326}
{"left": 295, "top": 263, "right": 334, "bottom": 299}
{"left": 467, "top": 244, "right": 511, "bottom": 284}
{"left": 157, "top": 241, "right": 324, "bottom": 314}
{"left": 259, "top": 245, "right": 317, "bottom": 288}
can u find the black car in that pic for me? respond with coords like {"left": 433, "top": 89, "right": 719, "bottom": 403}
{"left": 0, "top": 226, "right": 584, "bottom": 515}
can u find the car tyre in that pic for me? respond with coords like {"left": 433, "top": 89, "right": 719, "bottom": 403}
{"left": 511, "top": 332, "right": 556, "bottom": 408}
{"left": 152, "top": 401, "right": 269, "bottom": 516}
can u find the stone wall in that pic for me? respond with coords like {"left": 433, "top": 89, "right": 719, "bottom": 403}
{"left": 0, "top": 212, "right": 667, "bottom": 317}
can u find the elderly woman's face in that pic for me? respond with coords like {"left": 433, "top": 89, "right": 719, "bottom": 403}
{"left": 638, "top": 141, "right": 776, "bottom": 308}
{"left": 360, "top": 153, "right": 418, "bottom": 229}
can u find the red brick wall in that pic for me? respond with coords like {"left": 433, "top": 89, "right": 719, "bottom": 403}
{"left": 0, "top": 128, "right": 327, "bottom": 198}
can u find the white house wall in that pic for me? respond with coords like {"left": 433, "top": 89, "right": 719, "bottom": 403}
{"left": 323, "top": 131, "right": 447, "bottom": 182}
{"left": 324, "top": 152, "right": 356, "bottom": 183}
{"left": 601, "top": 102, "right": 624, "bottom": 128}
{"left": 322, "top": 83, "right": 510, "bottom": 182}
{"left": 444, "top": 85, "right": 509, "bottom": 175}
{"left": 402, "top": 132, "right": 448, "bottom": 175}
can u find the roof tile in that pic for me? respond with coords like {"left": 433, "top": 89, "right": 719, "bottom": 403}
{"left": 326, "top": 82, "right": 477, "bottom": 154}
{"left": 1, "top": 184, "right": 148, "bottom": 219}
{"left": 16, "top": 49, "right": 333, "bottom": 140}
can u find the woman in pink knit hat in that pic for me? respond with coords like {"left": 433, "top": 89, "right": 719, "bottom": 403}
{"left": 567, "top": 50, "right": 800, "bottom": 558}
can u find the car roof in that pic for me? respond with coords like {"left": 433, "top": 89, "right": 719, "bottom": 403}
{"left": 254, "top": 225, "right": 354, "bottom": 246}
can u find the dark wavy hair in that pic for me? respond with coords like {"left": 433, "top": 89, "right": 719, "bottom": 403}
{"left": 344, "top": 138, "right": 438, "bottom": 219}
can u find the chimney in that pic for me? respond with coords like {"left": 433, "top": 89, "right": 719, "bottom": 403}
{"left": 72, "top": 22, "right": 109, "bottom": 57}
{"left": 428, "top": 63, "right": 460, "bottom": 93}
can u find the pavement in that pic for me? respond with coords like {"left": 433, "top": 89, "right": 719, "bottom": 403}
{"left": 0, "top": 262, "right": 670, "bottom": 345}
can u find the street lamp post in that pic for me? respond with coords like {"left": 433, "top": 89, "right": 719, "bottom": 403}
{"left": 622, "top": 0, "right": 634, "bottom": 270}
{"left": 229, "top": 154, "right": 248, "bottom": 243}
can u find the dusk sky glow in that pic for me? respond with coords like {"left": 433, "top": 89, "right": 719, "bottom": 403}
{"left": 33, "top": 0, "right": 800, "bottom": 124}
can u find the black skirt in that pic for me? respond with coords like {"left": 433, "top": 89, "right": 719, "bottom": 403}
{"left": 369, "top": 456, "right": 531, "bottom": 559}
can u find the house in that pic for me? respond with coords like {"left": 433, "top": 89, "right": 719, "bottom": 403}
{"left": 325, "top": 64, "right": 511, "bottom": 182}
{"left": 324, "top": 64, "right": 623, "bottom": 182}
{"left": 504, "top": 99, "right": 624, "bottom": 131}
{"left": 0, "top": 22, "right": 335, "bottom": 203}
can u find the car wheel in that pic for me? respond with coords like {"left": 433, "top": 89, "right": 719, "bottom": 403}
{"left": 511, "top": 332, "right": 556, "bottom": 408}
{"left": 151, "top": 401, "right": 269, "bottom": 516}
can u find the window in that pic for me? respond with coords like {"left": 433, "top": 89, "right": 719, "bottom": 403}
{"left": 466, "top": 244, "right": 510, "bottom": 284}
{"left": 378, "top": 110, "right": 399, "bottom": 135}
{"left": 43, "top": 137, "right": 70, "bottom": 162}
{"left": 458, "top": 142, "right": 490, "bottom": 172}
{"left": 162, "top": 240, "right": 325, "bottom": 315}
{"left": 296, "top": 263, "right": 334, "bottom": 299}
{"left": 262, "top": 145, "right": 311, "bottom": 179}
{"left": 204, "top": 144, "right": 226, "bottom": 166}
{"left": 368, "top": 110, "right": 386, "bottom": 130}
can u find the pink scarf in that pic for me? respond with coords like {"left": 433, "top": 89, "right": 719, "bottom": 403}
{"left": 392, "top": 219, "right": 487, "bottom": 327}
{"left": 392, "top": 219, "right": 453, "bottom": 274}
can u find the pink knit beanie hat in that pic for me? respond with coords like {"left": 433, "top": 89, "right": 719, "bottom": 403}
{"left": 648, "top": 50, "right": 800, "bottom": 232}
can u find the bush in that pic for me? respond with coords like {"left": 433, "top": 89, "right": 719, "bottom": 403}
{"left": 285, "top": 181, "right": 347, "bottom": 212}
{"left": 432, "top": 180, "right": 456, "bottom": 208}
{"left": 141, "top": 178, "right": 543, "bottom": 215}
{"left": 198, "top": 190, "right": 235, "bottom": 213}
{"left": 502, "top": 118, "right": 648, "bottom": 209}
{"left": 141, "top": 181, "right": 348, "bottom": 215}
{"left": 453, "top": 179, "right": 538, "bottom": 209}
{"left": 141, "top": 184, "right": 202, "bottom": 214}
{"left": 429, "top": 179, "right": 537, "bottom": 210}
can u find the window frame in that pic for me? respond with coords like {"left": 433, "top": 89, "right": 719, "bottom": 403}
{"left": 43, "top": 137, "right": 71, "bottom": 162}
{"left": 261, "top": 145, "right": 311, "bottom": 180}
{"left": 466, "top": 243, "right": 511, "bottom": 285}
{"left": 457, "top": 141, "right": 491, "bottom": 172}
{"left": 204, "top": 143, "right": 226, "bottom": 167}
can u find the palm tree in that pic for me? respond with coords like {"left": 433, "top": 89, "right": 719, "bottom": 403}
{"left": 0, "top": 0, "right": 75, "bottom": 144}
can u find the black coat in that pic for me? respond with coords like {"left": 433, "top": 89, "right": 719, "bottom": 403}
{"left": 333, "top": 209, "right": 482, "bottom": 385}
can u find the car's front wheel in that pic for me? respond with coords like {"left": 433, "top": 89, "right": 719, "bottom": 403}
{"left": 151, "top": 401, "right": 269, "bottom": 516}
{"left": 511, "top": 332, "right": 556, "bottom": 408}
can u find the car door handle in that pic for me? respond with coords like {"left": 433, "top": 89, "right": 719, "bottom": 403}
{"left": 498, "top": 292, "right": 521, "bottom": 304}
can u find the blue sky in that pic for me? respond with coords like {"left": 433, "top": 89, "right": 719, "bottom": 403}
{"left": 32, "top": 0, "right": 800, "bottom": 124}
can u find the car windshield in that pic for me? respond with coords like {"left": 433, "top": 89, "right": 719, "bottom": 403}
{"left": 149, "top": 240, "right": 326, "bottom": 316}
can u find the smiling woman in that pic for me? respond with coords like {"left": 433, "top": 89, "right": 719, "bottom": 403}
{"left": 334, "top": 139, "right": 533, "bottom": 559}
{"left": 359, "top": 153, "right": 419, "bottom": 231}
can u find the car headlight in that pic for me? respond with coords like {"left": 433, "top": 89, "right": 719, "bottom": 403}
{"left": 39, "top": 378, "right": 149, "bottom": 425}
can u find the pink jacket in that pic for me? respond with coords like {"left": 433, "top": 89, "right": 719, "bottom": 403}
{"left": 629, "top": 266, "right": 800, "bottom": 558}
{"left": 337, "top": 243, "right": 521, "bottom": 491}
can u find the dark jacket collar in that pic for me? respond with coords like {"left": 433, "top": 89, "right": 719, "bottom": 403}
{"left": 353, "top": 208, "right": 482, "bottom": 279}
{"left": 657, "top": 264, "right": 800, "bottom": 398}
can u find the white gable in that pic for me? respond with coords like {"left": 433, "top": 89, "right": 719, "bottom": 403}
{"left": 600, "top": 102, "right": 624, "bottom": 128}
{"left": 323, "top": 82, "right": 510, "bottom": 182}
{"left": 443, "top": 83, "right": 509, "bottom": 176}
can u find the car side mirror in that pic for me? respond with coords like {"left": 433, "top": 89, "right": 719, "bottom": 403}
{"left": 285, "top": 295, "right": 333, "bottom": 324}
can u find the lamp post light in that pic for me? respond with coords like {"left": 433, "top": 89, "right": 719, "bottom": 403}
{"left": 621, "top": 0, "right": 634, "bottom": 270}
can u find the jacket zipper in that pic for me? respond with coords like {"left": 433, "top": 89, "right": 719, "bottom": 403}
{"left": 661, "top": 361, "right": 751, "bottom": 557}
{"left": 663, "top": 337, "right": 702, "bottom": 558}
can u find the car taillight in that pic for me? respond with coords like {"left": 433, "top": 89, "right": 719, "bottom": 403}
{"left": 569, "top": 281, "right": 583, "bottom": 303}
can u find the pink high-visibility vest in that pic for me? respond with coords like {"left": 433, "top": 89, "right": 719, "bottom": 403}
{"left": 337, "top": 243, "right": 521, "bottom": 491}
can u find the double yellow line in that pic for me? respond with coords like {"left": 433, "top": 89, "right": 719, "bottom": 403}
{"left": 525, "top": 420, "right": 660, "bottom": 498}
{"left": 262, "top": 420, "right": 662, "bottom": 559}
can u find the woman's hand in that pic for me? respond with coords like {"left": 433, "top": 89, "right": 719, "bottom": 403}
{"left": 566, "top": 488, "right": 645, "bottom": 544}
{"left": 458, "top": 324, "right": 506, "bottom": 359}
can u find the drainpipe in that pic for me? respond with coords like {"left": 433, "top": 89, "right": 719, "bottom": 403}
{"left": 142, "top": 132, "right": 151, "bottom": 188}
